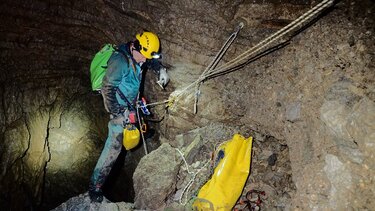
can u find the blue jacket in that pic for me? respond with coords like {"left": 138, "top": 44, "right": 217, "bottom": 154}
{"left": 101, "top": 44, "right": 142, "bottom": 114}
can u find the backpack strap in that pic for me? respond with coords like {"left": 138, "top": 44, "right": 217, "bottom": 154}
{"left": 117, "top": 89, "right": 136, "bottom": 111}
{"left": 115, "top": 48, "right": 137, "bottom": 75}
{"left": 113, "top": 46, "right": 139, "bottom": 111}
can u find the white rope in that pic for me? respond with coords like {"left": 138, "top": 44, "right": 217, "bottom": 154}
{"left": 174, "top": 148, "right": 211, "bottom": 205}
{"left": 179, "top": 161, "right": 210, "bottom": 206}
{"left": 204, "top": 0, "right": 334, "bottom": 79}
{"left": 200, "top": 22, "right": 244, "bottom": 81}
{"left": 181, "top": 0, "right": 333, "bottom": 95}
{"left": 143, "top": 0, "right": 334, "bottom": 111}
{"left": 144, "top": 99, "right": 171, "bottom": 107}
{"left": 176, "top": 148, "right": 194, "bottom": 174}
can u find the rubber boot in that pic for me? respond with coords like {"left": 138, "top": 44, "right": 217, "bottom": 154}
{"left": 89, "top": 185, "right": 103, "bottom": 203}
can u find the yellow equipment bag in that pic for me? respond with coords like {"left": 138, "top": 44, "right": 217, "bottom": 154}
{"left": 123, "top": 125, "right": 140, "bottom": 150}
{"left": 193, "top": 134, "right": 253, "bottom": 211}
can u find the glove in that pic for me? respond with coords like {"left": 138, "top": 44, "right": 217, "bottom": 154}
{"left": 157, "top": 67, "right": 170, "bottom": 88}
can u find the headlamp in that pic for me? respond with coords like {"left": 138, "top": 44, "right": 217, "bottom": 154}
{"left": 151, "top": 52, "right": 161, "bottom": 59}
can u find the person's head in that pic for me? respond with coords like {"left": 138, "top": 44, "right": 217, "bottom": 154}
{"left": 130, "top": 43, "right": 147, "bottom": 65}
{"left": 131, "top": 31, "right": 161, "bottom": 64}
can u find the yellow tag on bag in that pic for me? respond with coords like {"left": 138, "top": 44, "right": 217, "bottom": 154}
{"left": 193, "top": 134, "right": 253, "bottom": 211}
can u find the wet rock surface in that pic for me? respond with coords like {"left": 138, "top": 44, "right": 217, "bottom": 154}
{"left": 52, "top": 192, "right": 134, "bottom": 211}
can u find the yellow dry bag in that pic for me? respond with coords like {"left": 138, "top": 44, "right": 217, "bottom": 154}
{"left": 123, "top": 125, "right": 140, "bottom": 150}
{"left": 193, "top": 134, "right": 253, "bottom": 211}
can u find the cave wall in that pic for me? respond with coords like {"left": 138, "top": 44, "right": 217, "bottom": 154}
{"left": 153, "top": 0, "right": 374, "bottom": 209}
{"left": 0, "top": 0, "right": 374, "bottom": 210}
{"left": 0, "top": 0, "right": 121, "bottom": 209}
{"left": 161, "top": 1, "right": 374, "bottom": 210}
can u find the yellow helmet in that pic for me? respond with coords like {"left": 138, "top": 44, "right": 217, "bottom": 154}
{"left": 135, "top": 32, "right": 161, "bottom": 59}
{"left": 123, "top": 125, "right": 140, "bottom": 150}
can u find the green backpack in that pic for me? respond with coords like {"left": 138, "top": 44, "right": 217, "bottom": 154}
{"left": 90, "top": 44, "right": 116, "bottom": 91}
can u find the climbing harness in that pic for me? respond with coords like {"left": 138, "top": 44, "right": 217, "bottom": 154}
{"left": 131, "top": 95, "right": 169, "bottom": 155}
{"left": 115, "top": 89, "right": 148, "bottom": 153}
{"left": 139, "top": 97, "right": 151, "bottom": 115}
{"left": 136, "top": 93, "right": 149, "bottom": 154}
{"left": 142, "top": 0, "right": 335, "bottom": 114}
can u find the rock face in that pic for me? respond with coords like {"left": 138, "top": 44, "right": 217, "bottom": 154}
{"left": 133, "top": 143, "right": 180, "bottom": 210}
{"left": 0, "top": 0, "right": 374, "bottom": 210}
{"left": 0, "top": 90, "right": 108, "bottom": 210}
{"left": 52, "top": 192, "right": 134, "bottom": 211}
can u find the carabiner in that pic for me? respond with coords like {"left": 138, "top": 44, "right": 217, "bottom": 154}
{"left": 140, "top": 123, "right": 147, "bottom": 133}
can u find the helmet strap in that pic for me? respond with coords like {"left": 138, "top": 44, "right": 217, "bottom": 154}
{"left": 133, "top": 40, "right": 142, "bottom": 52}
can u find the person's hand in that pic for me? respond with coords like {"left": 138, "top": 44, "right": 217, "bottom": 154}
{"left": 157, "top": 67, "right": 170, "bottom": 88}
